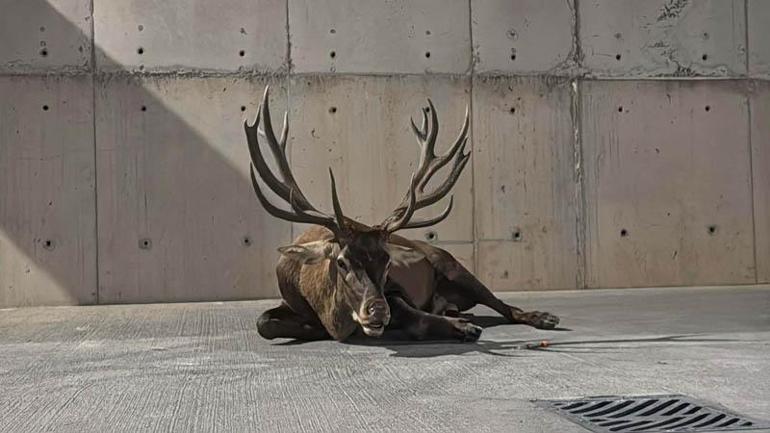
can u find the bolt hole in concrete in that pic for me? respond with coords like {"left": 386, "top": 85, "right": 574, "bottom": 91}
{"left": 39, "top": 48, "right": 48, "bottom": 57}
{"left": 240, "top": 105, "right": 246, "bottom": 112}
{"left": 616, "top": 54, "right": 622, "bottom": 61}
{"left": 705, "top": 105, "right": 711, "bottom": 112}
{"left": 329, "top": 106, "right": 337, "bottom": 114}
{"left": 39, "top": 26, "right": 45, "bottom": 32}
{"left": 42, "top": 239, "right": 54, "bottom": 250}
{"left": 512, "top": 230, "right": 522, "bottom": 241}
{"left": 620, "top": 228, "right": 628, "bottom": 237}
{"left": 242, "top": 236, "right": 252, "bottom": 247}
{"left": 329, "top": 50, "right": 336, "bottom": 59}
{"left": 138, "top": 24, "right": 143, "bottom": 31}
{"left": 618, "top": 106, "right": 623, "bottom": 112}
{"left": 510, "top": 54, "right": 516, "bottom": 61}
{"left": 425, "top": 51, "right": 431, "bottom": 58}
{"left": 702, "top": 53, "right": 708, "bottom": 61}
{"left": 42, "top": 104, "right": 49, "bottom": 111}
{"left": 708, "top": 225, "right": 718, "bottom": 235}
{"left": 509, "top": 107, "right": 516, "bottom": 114}
{"left": 139, "top": 238, "right": 152, "bottom": 250}
{"left": 424, "top": 231, "right": 437, "bottom": 242}
{"left": 329, "top": 28, "right": 336, "bottom": 34}
{"left": 137, "top": 47, "right": 144, "bottom": 55}
{"left": 141, "top": 105, "right": 147, "bottom": 112}
{"left": 239, "top": 50, "right": 245, "bottom": 57}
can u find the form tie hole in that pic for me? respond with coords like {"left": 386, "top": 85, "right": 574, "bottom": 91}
{"left": 137, "top": 47, "right": 144, "bottom": 55}
{"left": 242, "top": 236, "right": 252, "bottom": 247}
{"left": 620, "top": 229, "right": 628, "bottom": 237}
{"left": 512, "top": 229, "right": 522, "bottom": 241}
{"left": 42, "top": 105, "right": 49, "bottom": 111}
{"left": 705, "top": 105, "right": 711, "bottom": 112}
{"left": 330, "top": 28, "right": 336, "bottom": 34}
{"left": 329, "top": 106, "right": 337, "bottom": 114}
{"left": 239, "top": 50, "right": 245, "bottom": 57}
{"left": 240, "top": 105, "right": 246, "bottom": 112}
{"left": 509, "top": 107, "right": 516, "bottom": 114}
{"left": 141, "top": 105, "right": 147, "bottom": 112}
{"left": 708, "top": 225, "right": 717, "bottom": 235}
{"left": 615, "top": 54, "right": 622, "bottom": 61}
{"left": 618, "top": 106, "right": 623, "bottom": 113}
{"left": 702, "top": 54, "right": 708, "bottom": 61}
{"left": 425, "top": 231, "right": 437, "bottom": 242}
{"left": 425, "top": 51, "right": 431, "bottom": 58}
{"left": 39, "top": 48, "right": 48, "bottom": 57}
{"left": 139, "top": 238, "right": 152, "bottom": 250}
{"left": 510, "top": 54, "right": 516, "bottom": 61}
{"left": 330, "top": 51, "right": 336, "bottom": 59}
{"left": 138, "top": 24, "right": 144, "bottom": 31}
{"left": 43, "top": 239, "right": 55, "bottom": 250}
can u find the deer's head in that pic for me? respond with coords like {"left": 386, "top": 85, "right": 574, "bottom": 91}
{"left": 245, "top": 87, "right": 470, "bottom": 337}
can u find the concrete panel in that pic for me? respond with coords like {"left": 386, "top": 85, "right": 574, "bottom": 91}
{"left": 748, "top": 0, "right": 770, "bottom": 78}
{"left": 289, "top": 0, "right": 470, "bottom": 74}
{"left": 0, "top": 0, "right": 92, "bottom": 73}
{"left": 0, "top": 76, "right": 96, "bottom": 307}
{"left": 473, "top": 76, "right": 578, "bottom": 291}
{"left": 751, "top": 81, "right": 770, "bottom": 283}
{"left": 582, "top": 80, "right": 755, "bottom": 288}
{"left": 579, "top": 0, "right": 746, "bottom": 77}
{"left": 288, "top": 75, "right": 472, "bottom": 242}
{"left": 94, "top": 0, "right": 287, "bottom": 73}
{"left": 472, "top": 0, "right": 575, "bottom": 75}
{"left": 95, "top": 76, "right": 291, "bottom": 303}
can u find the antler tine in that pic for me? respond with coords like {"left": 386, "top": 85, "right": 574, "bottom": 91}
{"left": 249, "top": 167, "right": 336, "bottom": 227}
{"left": 385, "top": 174, "right": 418, "bottom": 232}
{"left": 399, "top": 196, "right": 454, "bottom": 230}
{"left": 245, "top": 86, "right": 343, "bottom": 232}
{"left": 328, "top": 168, "right": 347, "bottom": 228}
{"left": 416, "top": 105, "right": 469, "bottom": 193}
{"left": 382, "top": 101, "right": 471, "bottom": 233}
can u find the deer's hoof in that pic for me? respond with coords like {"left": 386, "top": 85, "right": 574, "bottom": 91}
{"left": 451, "top": 318, "right": 482, "bottom": 342}
{"left": 529, "top": 311, "right": 560, "bottom": 329}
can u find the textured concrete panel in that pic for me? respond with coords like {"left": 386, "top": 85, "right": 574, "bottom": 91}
{"left": 96, "top": 77, "right": 291, "bottom": 303}
{"left": 438, "top": 243, "right": 474, "bottom": 274}
{"left": 94, "top": 0, "right": 287, "bottom": 73}
{"left": 472, "top": 0, "right": 575, "bottom": 75}
{"left": 751, "top": 82, "right": 770, "bottom": 283}
{"left": 582, "top": 80, "right": 755, "bottom": 288}
{"left": 580, "top": 0, "right": 746, "bottom": 77}
{"left": 289, "top": 0, "right": 471, "bottom": 74}
{"left": 0, "top": 76, "right": 96, "bottom": 307}
{"left": 748, "top": 0, "right": 770, "bottom": 78}
{"left": 287, "top": 75, "right": 472, "bottom": 242}
{"left": 0, "top": 0, "right": 92, "bottom": 73}
{"left": 473, "top": 76, "right": 577, "bottom": 291}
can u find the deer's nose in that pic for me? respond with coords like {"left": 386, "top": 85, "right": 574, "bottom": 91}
{"left": 366, "top": 299, "right": 389, "bottom": 317}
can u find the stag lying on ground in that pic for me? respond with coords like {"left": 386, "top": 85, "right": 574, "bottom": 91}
{"left": 246, "top": 87, "right": 559, "bottom": 342}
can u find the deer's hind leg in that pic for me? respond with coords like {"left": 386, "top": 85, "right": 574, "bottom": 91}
{"left": 257, "top": 303, "right": 330, "bottom": 341}
{"left": 426, "top": 247, "right": 560, "bottom": 330}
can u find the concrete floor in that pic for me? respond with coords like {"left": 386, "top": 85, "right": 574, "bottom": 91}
{"left": 0, "top": 286, "right": 768, "bottom": 433}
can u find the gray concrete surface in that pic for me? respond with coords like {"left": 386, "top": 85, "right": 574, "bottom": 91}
{"left": 0, "top": 286, "right": 768, "bottom": 432}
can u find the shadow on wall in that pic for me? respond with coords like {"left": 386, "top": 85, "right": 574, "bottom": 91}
{"left": 0, "top": 0, "right": 292, "bottom": 307}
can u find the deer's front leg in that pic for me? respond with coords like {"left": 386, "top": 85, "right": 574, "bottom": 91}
{"left": 387, "top": 295, "right": 482, "bottom": 342}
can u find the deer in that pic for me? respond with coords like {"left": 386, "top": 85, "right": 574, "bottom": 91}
{"left": 246, "top": 86, "right": 560, "bottom": 342}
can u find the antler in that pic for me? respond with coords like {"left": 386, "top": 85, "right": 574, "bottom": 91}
{"left": 382, "top": 99, "right": 471, "bottom": 233}
{"left": 245, "top": 86, "right": 346, "bottom": 234}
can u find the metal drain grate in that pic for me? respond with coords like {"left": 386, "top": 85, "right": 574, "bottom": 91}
{"left": 535, "top": 394, "right": 770, "bottom": 432}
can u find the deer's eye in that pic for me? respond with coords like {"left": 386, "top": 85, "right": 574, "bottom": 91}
{"left": 336, "top": 257, "right": 349, "bottom": 272}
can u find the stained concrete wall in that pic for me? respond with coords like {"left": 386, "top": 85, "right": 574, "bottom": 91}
{"left": 0, "top": 0, "right": 768, "bottom": 306}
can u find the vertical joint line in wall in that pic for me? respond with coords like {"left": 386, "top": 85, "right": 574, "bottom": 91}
{"left": 747, "top": 95, "right": 757, "bottom": 283}
{"left": 572, "top": 0, "right": 583, "bottom": 68}
{"left": 467, "top": 0, "right": 478, "bottom": 272}
{"left": 571, "top": 79, "right": 586, "bottom": 289}
{"left": 744, "top": 0, "right": 750, "bottom": 75}
{"left": 90, "top": 0, "right": 100, "bottom": 304}
{"left": 285, "top": 0, "right": 292, "bottom": 74}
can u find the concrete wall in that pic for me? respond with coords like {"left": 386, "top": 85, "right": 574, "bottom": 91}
{"left": 0, "top": 0, "right": 767, "bottom": 307}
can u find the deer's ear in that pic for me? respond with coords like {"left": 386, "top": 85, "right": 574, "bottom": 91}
{"left": 278, "top": 240, "right": 339, "bottom": 265}
{"left": 385, "top": 243, "right": 426, "bottom": 267}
